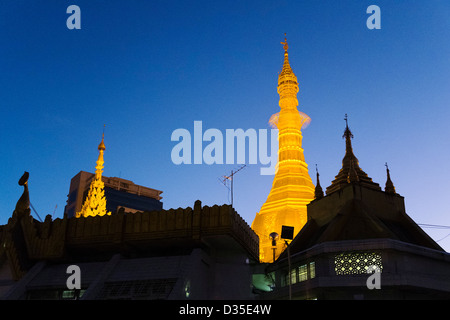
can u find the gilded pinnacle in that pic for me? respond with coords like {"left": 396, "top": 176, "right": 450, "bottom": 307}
{"left": 98, "top": 133, "right": 106, "bottom": 151}
{"left": 76, "top": 131, "right": 111, "bottom": 218}
{"left": 277, "top": 35, "right": 299, "bottom": 103}
{"left": 252, "top": 37, "right": 315, "bottom": 262}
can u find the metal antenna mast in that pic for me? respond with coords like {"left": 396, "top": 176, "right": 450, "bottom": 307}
{"left": 221, "top": 165, "right": 246, "bottom": 208}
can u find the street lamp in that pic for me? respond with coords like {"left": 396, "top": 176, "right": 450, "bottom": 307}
{"left": 269, "top": 232, "right": 279, "bottom": 263}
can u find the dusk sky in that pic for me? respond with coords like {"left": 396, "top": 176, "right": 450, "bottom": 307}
{"left": 1, "top": 1, "right": 449, "bottom": 251}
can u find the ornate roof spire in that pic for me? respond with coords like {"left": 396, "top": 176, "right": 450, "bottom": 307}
{"left": 95, "top": 125, "right": 106, "bottom": 177}
{"left": 326, "top": 115, "right": 381, "bottom": 195}
{"left": 280, "top": 34, "right": 291, "bottom": 72}
{"left": 277, "top": 33, "right": 299, "bottom": 105}
{"left": 76, "top": 129, "right": 111, "bottom": 218}
{"left": 384, "top": 162, "right": 396, "bottom": 194}
{"left": 95, "top": 132, "right": 105, "bottom": 178}
{"left": 315, "top": 164, "right": 324, "bottom": 200}
{"left": 343, "top": 113, "right": 355, "bottom": 158}
{"left": 98, "top": 125, "right": 106, "bottom": 151}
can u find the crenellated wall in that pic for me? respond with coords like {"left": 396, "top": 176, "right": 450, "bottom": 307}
{"left": 1, "top": 200, "right": 259, "bottom": 277}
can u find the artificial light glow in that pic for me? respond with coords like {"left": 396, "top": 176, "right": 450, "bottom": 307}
{"left": 251, "top": 38, "right": 315, "bottom": 262}
{"left": 75, "top": 134, "right": 111, "bottom": 218}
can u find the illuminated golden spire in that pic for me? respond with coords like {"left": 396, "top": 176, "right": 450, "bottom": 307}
{"left": 95, "top": 132, "right": 105, "bottom": 179}
{"left": 252, "top": 36, "right": 315, "bottom": 262}
{"left": 76, "top": 130, "right": 111, "bottom": 218}
{"left": 278, "top": 34, "right": 299, "bottom": 107}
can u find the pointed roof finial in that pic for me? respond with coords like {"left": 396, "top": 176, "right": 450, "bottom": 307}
{"left": 281, "top": 33, "right": 288, "bottom": 52}
{"left": 343, "top": 113, "right": 353, "bottom": 140}
{"left": 315, "top": 164, "right": 324, "bottom": 200}
{"left": 385, "top": 162, "right": 396, "bottom": 194}
{"left": 326, "top": 115, "right": 381, "bottom": 194}
{"left": 277, "top": 33, "right": 298, "bottom": 98}
{"left": 95, "top": 126, "right": 106, "bottom": 180}
{"left": 98, "top": 125, "right": 106, "bottom": 151}
{"left": 343, "top": 115, "right": 359, "bottom": 184}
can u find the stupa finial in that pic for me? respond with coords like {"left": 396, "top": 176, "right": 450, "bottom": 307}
{"left": 384, "top": 162, "right": 396, "bottom": 194}
{"left": 315, "top": 164, "right": 324, "bottom": 200}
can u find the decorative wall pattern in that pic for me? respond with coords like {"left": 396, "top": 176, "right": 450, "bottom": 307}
{"left": 334, "top": 252, "right": 382, "bottom": 275}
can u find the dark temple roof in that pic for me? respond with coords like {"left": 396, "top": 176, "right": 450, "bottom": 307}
{"left": 279, "top": 184, "right": 444, "bottom": 261}
{"left": 326, "top": 121, "right": 381, "bottom": 195}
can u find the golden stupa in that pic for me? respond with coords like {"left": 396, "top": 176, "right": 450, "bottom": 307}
{"left": 251, "top": 37, "right": 315, "bottom": 262}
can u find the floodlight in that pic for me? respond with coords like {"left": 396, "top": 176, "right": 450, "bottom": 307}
{"left": 281, "top": 225, "right": 294, "bottom": 240}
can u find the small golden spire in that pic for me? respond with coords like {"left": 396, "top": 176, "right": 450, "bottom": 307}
{"left": 95, "top": 131, "right": 105, "bottom": 179}
{"left": 277, "top": 33, "right": 299, "bottom": 103}
{"left": 98, "top": 124, "right": 106, "bottom": 151}
{"left": 76, "top": 128, "right": 111, "bottom": 218}
{"left": 98, "top": 133, "right": 105, "bottom": 151}
{"left": 281, "top": 33, "right": 288, "bottom": 52}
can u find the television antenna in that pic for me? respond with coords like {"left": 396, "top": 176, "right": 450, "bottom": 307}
{"left": 30, "top": 202, "right": 43, "bottom": 222}
{"left": 220, "top": 165, "right": 246, "bottom": 208}
{"left": 52, "top": 204, "right": 58, "bottom": 218}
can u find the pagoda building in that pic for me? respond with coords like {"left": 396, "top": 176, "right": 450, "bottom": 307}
{"left": 261, "top": 120, "right": 450, "bottom": 300}
{"left": 251, "top": 37, "right": 315, "bottom": 262}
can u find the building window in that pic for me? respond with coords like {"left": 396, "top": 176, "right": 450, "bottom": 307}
{"left": 298, "top": 264, "right": 308, "bottom": 282}
{"left": 334, "top": 252, "right": 383, "bottom": 275}
{"left": 27, "top": 289, "right": 85, "bottom": 300}
{"left": 62, "top": 289, "right": 85, "bottom": 300}
{"left": 98, "top": 279, "right": 177, "bottom": 299}
{"left": 309, "top": 262, "right": 315, "bottom": 279}
{"left": 282, "top": 261, "right": 315, "bottom": 286}
{"left": 290, "top": 268, "right": 297, "bottom": 285}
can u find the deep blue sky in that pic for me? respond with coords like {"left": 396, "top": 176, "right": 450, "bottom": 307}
{"left": 1, "top": 1, "right": 449, "bottom": 250}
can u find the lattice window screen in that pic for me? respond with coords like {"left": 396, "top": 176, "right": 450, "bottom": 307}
{"left": 334, "top": 252, "right": 382, "bottom": 275}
